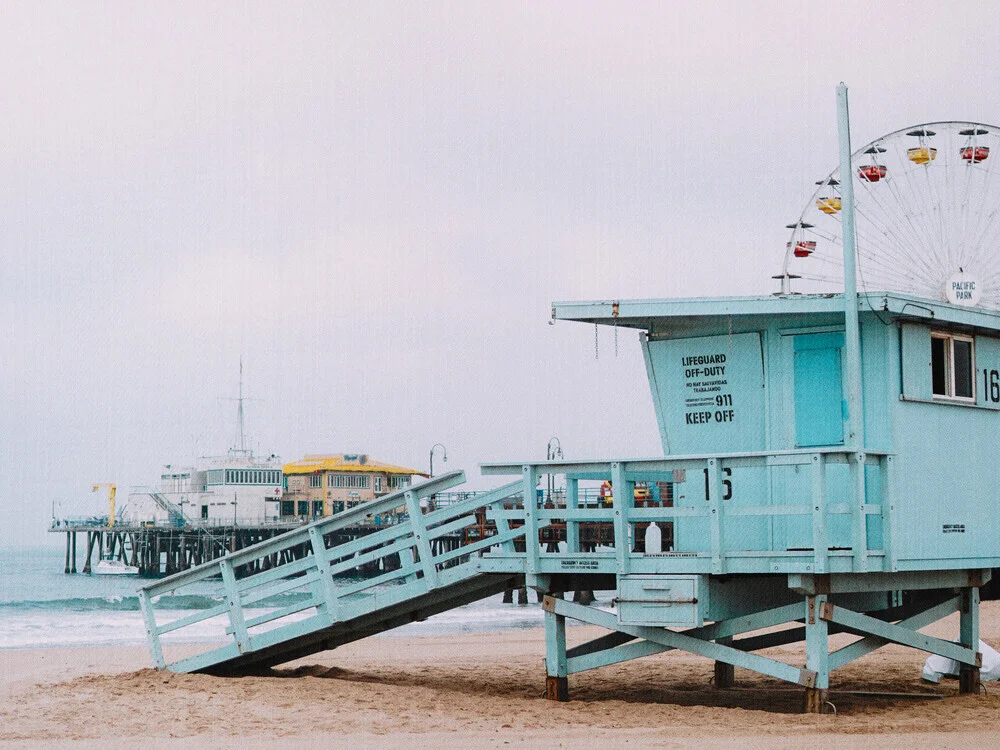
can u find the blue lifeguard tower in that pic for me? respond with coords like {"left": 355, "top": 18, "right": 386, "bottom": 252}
{"left": 138, "top": 91, "right": 1000, "bottom": 713}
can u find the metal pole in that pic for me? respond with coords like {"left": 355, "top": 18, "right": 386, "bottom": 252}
{"left": 836, "top": 83, "right": 865, "bottom": 450}
{"left": 430, "top": 443, "right": 447, "bottom": 478}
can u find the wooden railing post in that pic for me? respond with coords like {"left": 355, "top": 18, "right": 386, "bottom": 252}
{"left": 706, "top": 458, "right": 724, "bottom": 574}
{"left": 220, "top": 559, "right": 250, "bottom": 653}
{"left": 523, "top": 465, "right": 540, "bottom": 577}
{"left": 565, "top": 478, "right": 579, "bottom": 553}
{"left": 880, "top": 455, "right": 897, "bottom": 572}
{"left": 811, "top": 453, "right": 828, "bottom": 574}
{"left": 404, "top": 489, "right": 439, "bottom": 588}
{"left": 308, "top": 526, "right": 340, "bottom": 619}
{"left": 138, "top": 589, "right": 165, "bottom": 669}
{"left": 850, "top": 452, "right": 869, "bottom": 572}
{"left": 611, "top": 462, "right": 630, "bottom": 574}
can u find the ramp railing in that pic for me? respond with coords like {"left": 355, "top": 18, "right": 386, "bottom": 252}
{"left": 481, "top": 448, "right": 895, "bottom": 577}
{"left": 139, "top": 471, "right": 530, "bottom": 673}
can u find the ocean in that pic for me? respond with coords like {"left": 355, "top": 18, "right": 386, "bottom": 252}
{"left": 0, "top": 544, "right": 555, "bottom": 653}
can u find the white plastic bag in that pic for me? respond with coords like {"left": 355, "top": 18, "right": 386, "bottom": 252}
{"left": 922, "top": 640, "right": 1000, "bottom": 683}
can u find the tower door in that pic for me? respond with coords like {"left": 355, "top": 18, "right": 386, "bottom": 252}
{"left": 793, "top": 333, "right": 845, "bottom": 447}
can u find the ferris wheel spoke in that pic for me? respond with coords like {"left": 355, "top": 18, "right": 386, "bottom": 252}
{"left": 887, "top": 139, "right": 947, "bottom": 270}
{"left": 852, "top": 197, "right": 942, "bottom": 282}
{"left": 963, "top": 200, "right": 1000, "bottom": 270}
{"left": 886, "top": 140, "right": 940, "bottom": 252}
{"left": 882, "top": 164, "right": 950, "bottom": 277}
{"left": 962, "top": 148, "right": 1000, "bottom": 269}
{"left": 859, "top": 178, "right": 928, "bottom": 258}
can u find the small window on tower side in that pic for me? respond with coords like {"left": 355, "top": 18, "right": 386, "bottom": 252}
{"left": 954, "top": 339, "right": 973, "bottom": 398}
{"left": 931, "top": 332, "right": 975, "bottom": 401}
{"left": 931, "top": 336, "right": 947, "bottom": 396}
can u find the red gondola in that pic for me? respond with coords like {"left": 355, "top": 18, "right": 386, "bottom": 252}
{"left": 859, "top": 164, "right": 888, "bottom": 182}
{"left": 787, "top": 240, "right": 817, "bottom": 258}
{"left": 960, "top": 146, "right": 990, "bottom": 163}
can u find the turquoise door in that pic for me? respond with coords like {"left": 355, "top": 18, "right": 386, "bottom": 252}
{"left": 780, "top": 332, "right": 849, "bottom": 550}
{"left": 793, "top": 333, "right": 845, "bottom": 447}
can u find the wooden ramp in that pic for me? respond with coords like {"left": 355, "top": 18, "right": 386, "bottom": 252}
{"left": 139, "top": 472, "right": 529, "bottom": 674}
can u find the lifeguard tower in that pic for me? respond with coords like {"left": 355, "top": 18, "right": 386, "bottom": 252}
{"left": 139, "top": 93, "right": 1000, "bottom": 713}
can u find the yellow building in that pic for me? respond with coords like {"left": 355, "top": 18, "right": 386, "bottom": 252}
{"left": 281, "top": 454, "right": 427, "bottom": 518}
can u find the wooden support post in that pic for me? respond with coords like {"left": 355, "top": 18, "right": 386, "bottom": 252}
{"left": 543, "top": 596, "right": 569, "bottom": 701}
{"left": 64, "top": 533, "right": 71, "bottom": 574}
{"left": 959, "top": 585, "right": 981, "bottom": 694}
{"left": 714, "top": 635, "right": 735, "bottom": 688}
{"left": 804, "top": 595, "right": 830, "bottom": 713}
{"left": 70, "top": 532, "right": 77, "bottom": 573}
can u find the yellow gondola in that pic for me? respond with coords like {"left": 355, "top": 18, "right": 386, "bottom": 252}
{"left": 816, "top": 196, "right": 842, "bottom": 214}
{"left": 907, "top": 146, "right": 937, "bottom": 164}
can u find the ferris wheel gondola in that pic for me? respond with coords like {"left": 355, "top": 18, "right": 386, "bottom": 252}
{"left": 777, "top": 121, "right": 1000, "bottom": 309}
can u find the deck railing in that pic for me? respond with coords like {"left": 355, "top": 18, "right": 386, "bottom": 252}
{"left": 481, "top": 448, "right": 895, "bottom": 577}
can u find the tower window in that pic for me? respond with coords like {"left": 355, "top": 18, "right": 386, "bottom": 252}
{"left": 931, "top": 332, "right": 974, "bottom": 400}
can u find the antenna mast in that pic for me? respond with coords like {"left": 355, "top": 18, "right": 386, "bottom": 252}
{"left": 230, "top": 358, "right": 252, "bottom": 458}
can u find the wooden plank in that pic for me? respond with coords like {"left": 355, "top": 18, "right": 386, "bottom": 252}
{"left": 155, "top": 602, "right": 230, "bottom": 635}
{"left": 549, "top": 597, "right": 815, "bottom": 687}
{"left": 241, "top": 571, "right": 320, "bottom": 607}
{"left": 230, "top": 600, "right": 321, "bottom": 632}
{"left": 828, "top": 595, "right": 960, "bottom": 670}
{"left": 422, "top": 480, "right": 522, "bottom": 527}
{"left": 333, "top": 558, "right": 424, "bottom": 598}
{"left": 821, "top": 601, "right": 976, "bottom": 665}
{"left": 431, "top": 523, "right": 532, "bottom": 566}
{"left": 725, "top": 505, "right": 811, "bottom": 517}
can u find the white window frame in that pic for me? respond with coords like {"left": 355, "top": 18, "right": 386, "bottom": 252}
{"left": 931, "top": 331, "right": 976, "bottom": 402}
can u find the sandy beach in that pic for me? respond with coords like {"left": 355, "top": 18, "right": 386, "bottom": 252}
{"left": 2, "top": 603, "right": 1000, "bottom": 748}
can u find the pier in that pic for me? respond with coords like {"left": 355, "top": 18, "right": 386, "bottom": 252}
{"left": 49, "top": 489, "right": 628, "bottom": 578}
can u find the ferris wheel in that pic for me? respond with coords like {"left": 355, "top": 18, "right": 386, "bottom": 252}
{"left": 778, "top": 121, "right": 1000, "bottom": 309}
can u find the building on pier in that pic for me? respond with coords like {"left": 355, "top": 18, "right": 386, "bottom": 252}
{"left": 281, "top": 454, "right": 427, "bottom": 518}
{"left": 121, "top": 453, "right": 284, "bottom": 525}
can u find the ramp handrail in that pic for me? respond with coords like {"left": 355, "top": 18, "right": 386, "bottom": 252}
{"left": 139, "top": 471, "right": 531, "bottom": 672}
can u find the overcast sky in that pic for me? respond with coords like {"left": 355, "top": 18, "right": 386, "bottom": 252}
{"left": 4, "top": 2, "right": 999, "bottom": 545}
